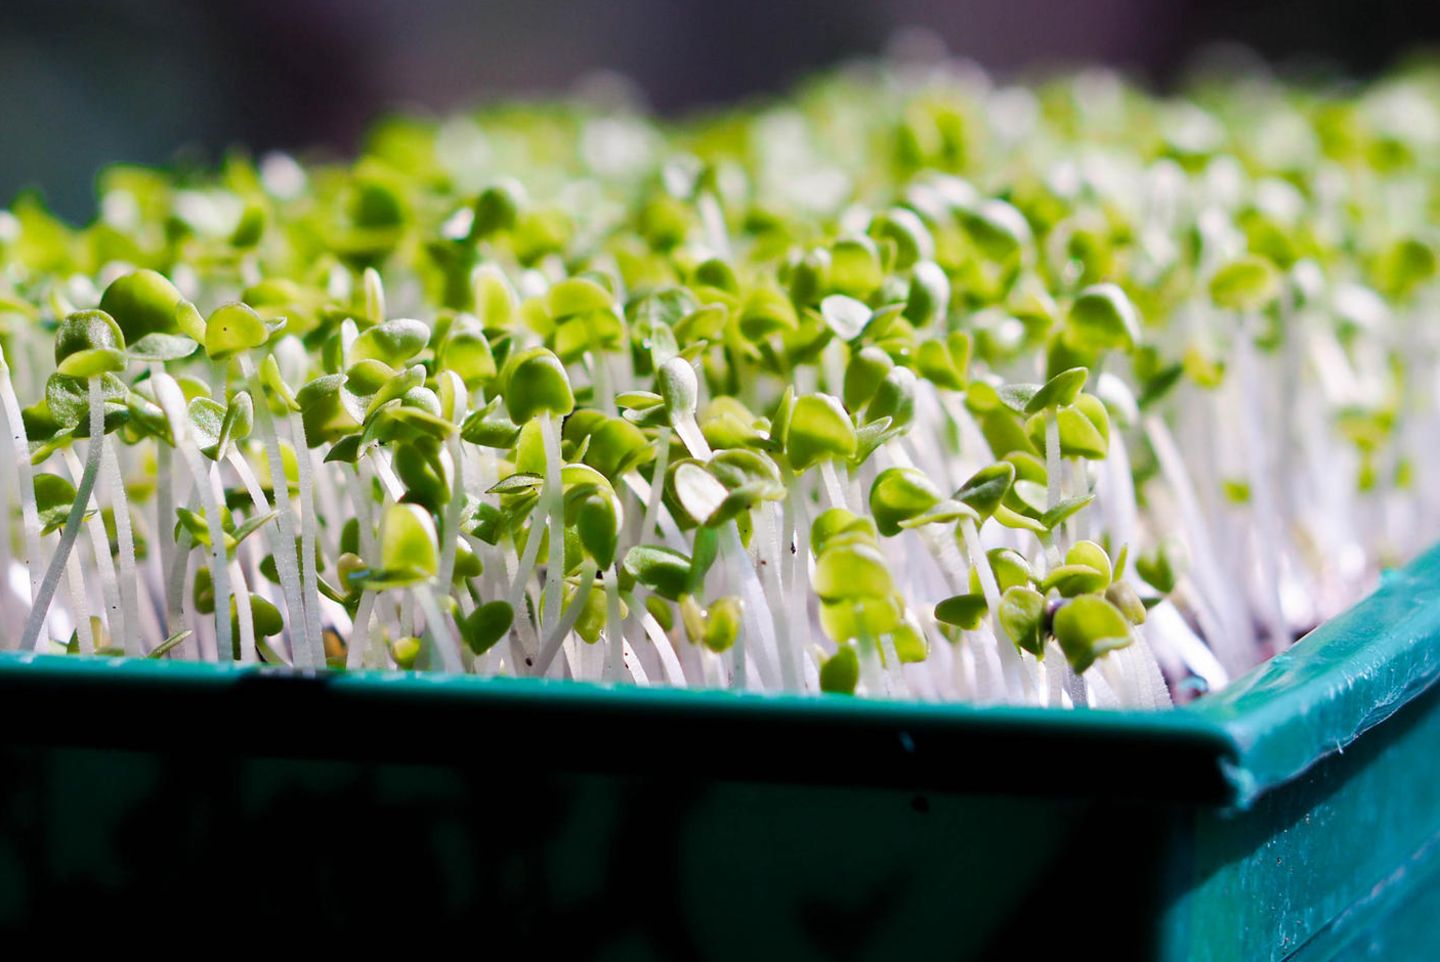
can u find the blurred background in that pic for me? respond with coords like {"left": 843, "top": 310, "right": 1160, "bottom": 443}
{"left": 2, "top": 0, "right": 1437, "bottom": 220}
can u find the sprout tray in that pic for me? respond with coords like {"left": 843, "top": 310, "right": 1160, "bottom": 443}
{"left": 1, "top": 543, "right": 1439, "bottom": 958}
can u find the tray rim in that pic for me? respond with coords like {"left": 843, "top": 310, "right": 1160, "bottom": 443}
{"left": 2, "top": 544, "right": 1437, "bottom": 809}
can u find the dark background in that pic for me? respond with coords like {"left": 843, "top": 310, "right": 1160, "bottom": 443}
{"left": 2, "top": 0, "right": 1437, "bottom": 220}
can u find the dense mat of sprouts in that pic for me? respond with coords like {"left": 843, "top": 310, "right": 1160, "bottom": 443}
{"left": 0, "top": 59, "right": 1436, "bottom": 708}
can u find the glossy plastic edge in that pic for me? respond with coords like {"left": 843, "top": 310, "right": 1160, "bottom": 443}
{"left": 1188, "top": 541, "right": 1440, "bottom": 807}
{"left": 0, "top": 543, "right": 1436, "bottom": 806}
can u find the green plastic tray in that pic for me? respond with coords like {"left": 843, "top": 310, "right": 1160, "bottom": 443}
{"left": 2, "top": 544, "right": 1440, "bottom": 957}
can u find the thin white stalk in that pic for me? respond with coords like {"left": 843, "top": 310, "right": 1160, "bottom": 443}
{"left": 436, "top": 396, "right": 469, "bottom": 589}
{"left": 350, "top": 461, "right": 380, "bottom": 559}
{"left": 0, "top": 434, "right": 13, "bottom": 625}
{"left": 311, "top": 458, "right": 346, "bottom": 561}
{"left": 500, "top": 520, "right": 543, "bottom": 672}
{"left": 240, "top": 359, "right": 313, "bottom": 656}
{"left": 1127, "top": 635, "right": 1173, "bottom": 709}
{"left": 288, "top": 412, "right": 326, "bottom": 668}
{"left": 602, "top": 567, "right": 624, "bottom": 681}
{"left": 1097, "top": 656, "right": 1134, "bottom": 708}
{"left": 65, "top": 549, "right": 95, "bottom": 654}
{"left": 818, "top": 460, "right": 848, "bottom": 509}
{"left": 960, "top": 516, "right": 1032, "bottom": 703}
{"left": 754, "top": 503, "right": 798, "bottom": 691}
{"left": 414, "top": 583, "right": 462, "bottom": 673}
{"left": 1045, "top": 411, "right": 1062, "bottom": 512}
{"left": 20, "top": 379, "right": 105, "bottom": 651}
{"left": 1100, "top": 430, "right": 1139, "bottom": 556}
{"left": 101, "top": 440, "right": 143, "bottom": 656}
{"left": 152, "top": 369, "right": 233, "bottom": 662}
{"left": 165, "top": 531, "right": 194, "bottom": 647}
{"left": 507, "top": 497, "right": 548, "bottom": 612}
{"left": 0, "top": 358, "right": 43, "bottom": 607}
{"left": 785, "top": 479, "right": 815, "bottom": 680}
{"left": 347, "top": 590, "right": 377, "bottom": 669}
{"left": 589, "top": 351, "right": 616, "bottom": 415}
{"left": 368, "top": 451, "right": 402, "bottom": 503}
{"left": 1053, "top": 642, "right": 1088, "bottom": 708}
{"left": 1086, "top": 663, "right": 1121, "bottom": 709}
{"left": 952, "top": 633, "right": 979, "bottom": 699}
{"left": 725, "top": 523, "right": 783, "bottom": 691}
{"left": 1145, "top": 599, "right": 1228, "bottom": 692}
{"left": 1233, "top": 318, "right": 1291, "bottom": 651}
{"left": 857, "top": 633, "right": 889, "bottom": 697}
{"left": 672, "top": 414, "right": 712, "bottom": 460}
{"left": 229, "top": 559, "right": 257, "bottom": 663}
{"left": 623, "top": 470, "right": 688, "bottom": 551}
{"left": 401, "top": 590, "right": 417, "bottom": 637}
{"left": 577, "top": 626, "right": 603, "bottom": 679}
{"left": 620, "top": 638, "right": 652, "bottom": 685}
{"left": 640, "top": 426, "right": 672, "bottom": 542}
{"left": 964, "top": 628, "right": 1005, "bottom": 703}
{"left": 1044, "top": 651, "right": 1065, "bottom": 708}
{"left": 879, "top": 632, "right": 911, "bottom": 697}
{"left": 228, "top": 449, "right": 309, "bottom": 658}
{"left": 640, "top": 609, "right": 689, "bottom": 686}
{"left": 534, "top": 560, "right": 598, "bottom": 676}
{"left": 0, "top": 429, "right": 12, "bottom": 622}
{"left": 154, "top": 443, "right": 175, "bottom": 619}
{"left": 1144, "top": 413, "right": 1254, "bottom": 670}
{"left": 62, "top": 447, "right": 122, "bottom": 647}
{"left": 539, "top": 414, "right": 566, "bottom": 636}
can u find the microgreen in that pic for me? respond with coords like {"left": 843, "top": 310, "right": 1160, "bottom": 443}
{"left": 0, "top": 53, "right": 1429, "bottom": 710}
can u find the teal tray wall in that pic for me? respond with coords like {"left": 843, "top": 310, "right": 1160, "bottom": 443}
{"left": 2, "top": 544, "right": 1440, "bottom": 956}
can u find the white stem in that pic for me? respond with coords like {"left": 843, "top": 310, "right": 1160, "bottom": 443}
{"left": 960, "top": 516, "right": 1032, "bottom": 703}
{"left": 539, "top": 414, "right": 566, "bottom": 636}
{"left": 227, "top": 450, "right": 307, "bottom": 653}
{"left": 62, "top": 446, "right": 121, "bottom": 647}
{"left": 818, "top": 460, "right": 848, "bottom": 509}
{"left": 673, "top": 414, "right": 711, "bottom": 460}
{"left": 436, "top": 401, "right": 469, "bottom": 589}
{"left": 534, "top": 560, "right": 598, "bottom": 676}
{"left": 166, "top": 531, "right": 193, "bottom": 648}
{"left": 640, "top": 427, "right": 672, "bottom": 541}
{"left": 1144, "top": 414, "right": 1253, "bottom": 670}
{"left": 1234, "top": 317, "right": 1291, "bottom": 650}
{"left": 20, "top": 379, "right": 105, "bottom": 651}
{"left": 755, "top": 503, "right": 798, "bottom": 691}
{"left": 415, "top": 583, "right": 462, "bottom": 673}
{"left": 347, "top": 590, "right": 377, "bottom": 670}
{"left": 857, "top": 634, "right": 888, "bottom": 697}
{"left": 288, "top": 412, "right": 326, "bottom": 668}
{"left": 879, "top": 632, "right": 909, "bottom": 697}
{"left": 154, "top": 443, "right": 175, "bottom": 618}
{"left": 507, "top": 506, "right": 546, "bottom": 612}
{"left": 65, "top": 549, "right": 94, "bottom": 654}
{"left": 1097, "top": 656, "right": 1133, "bottom": 708}
{"left": 154, "top": 370, "right": 233, "bottom": 661}
{"left": 229, "top": 559, "right": 257, "bottom": 663}
{"left": 785, "top": 479, "right": 814, "bottom": 676}
{"left": 240, "top": 356, "right": 313, "bottom": 659}
{"left": 603, "top": 567, "right": 624, "bottom": 681}
{"left": 101, "top": 439, "right": 143, "bottom": 656}
{"left": 620, "top": 638, "right": 652, "bottom": 685}
{"left": 589, "top": 351, "right": 615, "bottom": 415}
{"left": 0, "top": 359, "right": 43, "bottom": 608}
{"left": 640, "top": 610, "right": 689, "bottom": 686}
{"left": 1045, "top": 411, "right": 1062, "bottom": 511}
{"left": 371, "top": 450, "right": 405, "bottom": 501}
{"left": 1101, "top": 430, "right": 1138, "bottom": 555}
